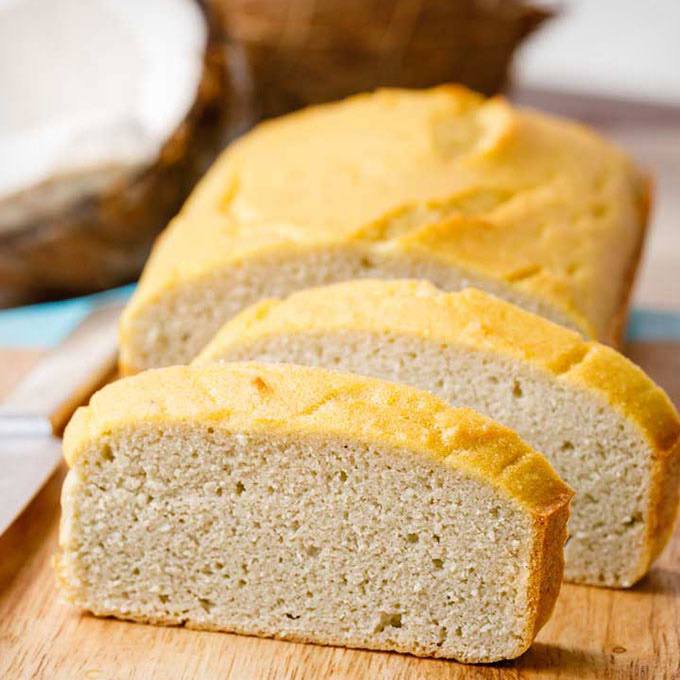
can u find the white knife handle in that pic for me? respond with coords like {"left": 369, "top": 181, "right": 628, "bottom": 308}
{"left": 0, "top": 303, "right": 121, "bottom": 432}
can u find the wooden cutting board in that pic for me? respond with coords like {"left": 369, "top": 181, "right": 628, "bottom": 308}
{"left": 1, "top": 344, "right": 679, "bottom": 680}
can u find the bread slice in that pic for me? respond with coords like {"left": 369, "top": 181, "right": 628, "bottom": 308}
{"left": 196, "top": 280, "right": 680, "bottom": 587}
{"left": 56, "top": 362, "right": 572, "bottom": 662}
{"left": 119, "top": 86, "right": 648, "bottom": 373}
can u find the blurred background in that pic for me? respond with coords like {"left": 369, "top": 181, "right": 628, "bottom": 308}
{"left": 0, "top": 0, "right": 678, "bottom": 338}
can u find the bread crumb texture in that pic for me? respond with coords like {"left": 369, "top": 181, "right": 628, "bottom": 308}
{"left": 58, "top": 362, "right": 572, "bottom": 662}
{"left": 196, "top": 281, "right": 680, "bottom": 586}
{"left": 120, "top": 86, "right": 647, "bottom": 371}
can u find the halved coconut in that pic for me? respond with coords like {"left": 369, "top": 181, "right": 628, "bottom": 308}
{"left": 0, "top": 0, "right": 237, "bottom": 306}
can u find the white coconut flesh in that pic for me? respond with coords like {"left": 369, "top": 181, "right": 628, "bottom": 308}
{"left": 0, "top": 0, "right": 208, "bottom": 232}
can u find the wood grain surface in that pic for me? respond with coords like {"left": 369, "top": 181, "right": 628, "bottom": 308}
{"left": 1, "top": 345, "right": 679, "bottom": 680}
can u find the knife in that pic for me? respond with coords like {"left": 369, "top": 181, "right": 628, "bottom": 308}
{"left": 0, "top": 303, "right": 121, "bottom": 535}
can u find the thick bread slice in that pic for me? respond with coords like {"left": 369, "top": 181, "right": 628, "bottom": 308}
{"left": 56, "top": 362, "right": 572, "bottom": 662}
{"left": 119, "top": 86, "right": 648, "bottom": 373}
{"left": 196, "top": 281, "right": 680, "bottom": 587}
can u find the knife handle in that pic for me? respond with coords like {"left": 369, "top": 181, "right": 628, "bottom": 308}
{"left": 0, "top": 303, "right": 121, "bottom": 434}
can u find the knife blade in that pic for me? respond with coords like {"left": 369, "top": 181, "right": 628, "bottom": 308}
{"left": 0, "top": 303, "right": 121, "bottom": 535}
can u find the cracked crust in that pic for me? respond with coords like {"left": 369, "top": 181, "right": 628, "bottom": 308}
{"left": 119, "top": 86, "right": 648, "bottom": 372}
{"left": 64, "top": 363, "right": 572, "bottom": 520}
{"left": 198, "top": 282, "right": 680, "bottom": 456}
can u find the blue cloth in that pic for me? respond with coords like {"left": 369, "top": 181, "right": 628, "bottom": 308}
{"left": 626, "top": 308, "right": 680, "bottom": 342}
{"left": 0, "top": 285, "right": 135, "bottom": 347}
{"left": 0, "top": 285, "right": 678, "bottom": 347}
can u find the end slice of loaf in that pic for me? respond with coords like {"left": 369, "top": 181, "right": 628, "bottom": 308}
{"left": 118, "top": 86, "right": 649, "bottom": 373}
{"left": 56, "top": 362, "right": 572, "bottom": 663}
{"left": 196, "top": 280, "right": 680, "bottom": 587}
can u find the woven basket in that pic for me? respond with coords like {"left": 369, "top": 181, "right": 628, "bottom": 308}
{"left": 211, "top": 0, "right": 551, "bottom": 119}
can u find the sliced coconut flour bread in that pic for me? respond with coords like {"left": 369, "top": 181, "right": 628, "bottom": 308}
{"left": 57, "top": 362, "right": 572, "bottom": 662}
{"left": 119, "top": 86, "right": 648, "bottom": 374}
{"left": 196, "top": 280, "right": 680, "bottom": 587}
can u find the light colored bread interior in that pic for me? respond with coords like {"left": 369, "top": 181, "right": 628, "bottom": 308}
{"left": 122, "top": 248, "right": 579, "bottom": 373}
{"left": 58, "top": 427, "right": 535, "bottom": 661}
{"left": 57, "top": 362, "right": 571, "bottom": 662}
{"left": 206, "top": 334, "right": 643, "bottom": 585}
{"left": 195, "top": 283, "right": 680, "bottom": 587}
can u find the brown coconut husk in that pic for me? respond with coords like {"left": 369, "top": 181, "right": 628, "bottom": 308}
{"left": 210, "top": 0, "right": 552, "bottom": 120}
{"left": 0, "top": 3, "right": 235, "bottom": 308}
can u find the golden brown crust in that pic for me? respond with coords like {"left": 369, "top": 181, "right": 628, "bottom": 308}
{"left": 528, "top": 500, "right": 570, "bottom": 641}
{"left": 65, "top": 362, "right": 573, "bottom": 516}
{"left": 644, "top": 436, "right": 680, "bottom": 581}
{"left": 198, "top": 281, "right": 680, "bottom": 458}
{"left": 606, "top": 174, "right": 653, "bottom": 347}
{"left": 120, "top": 85, "right": 648, "bottom": 370}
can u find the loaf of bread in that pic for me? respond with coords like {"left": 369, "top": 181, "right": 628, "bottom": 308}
{"left": 196, "top": 281, "right": 680, "bottom": 587}
{"left": 56, "top": 362, "right": 572, "bottom": 662}
{"left": 119, "top": 86, "right": 648, "bottom": 374}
